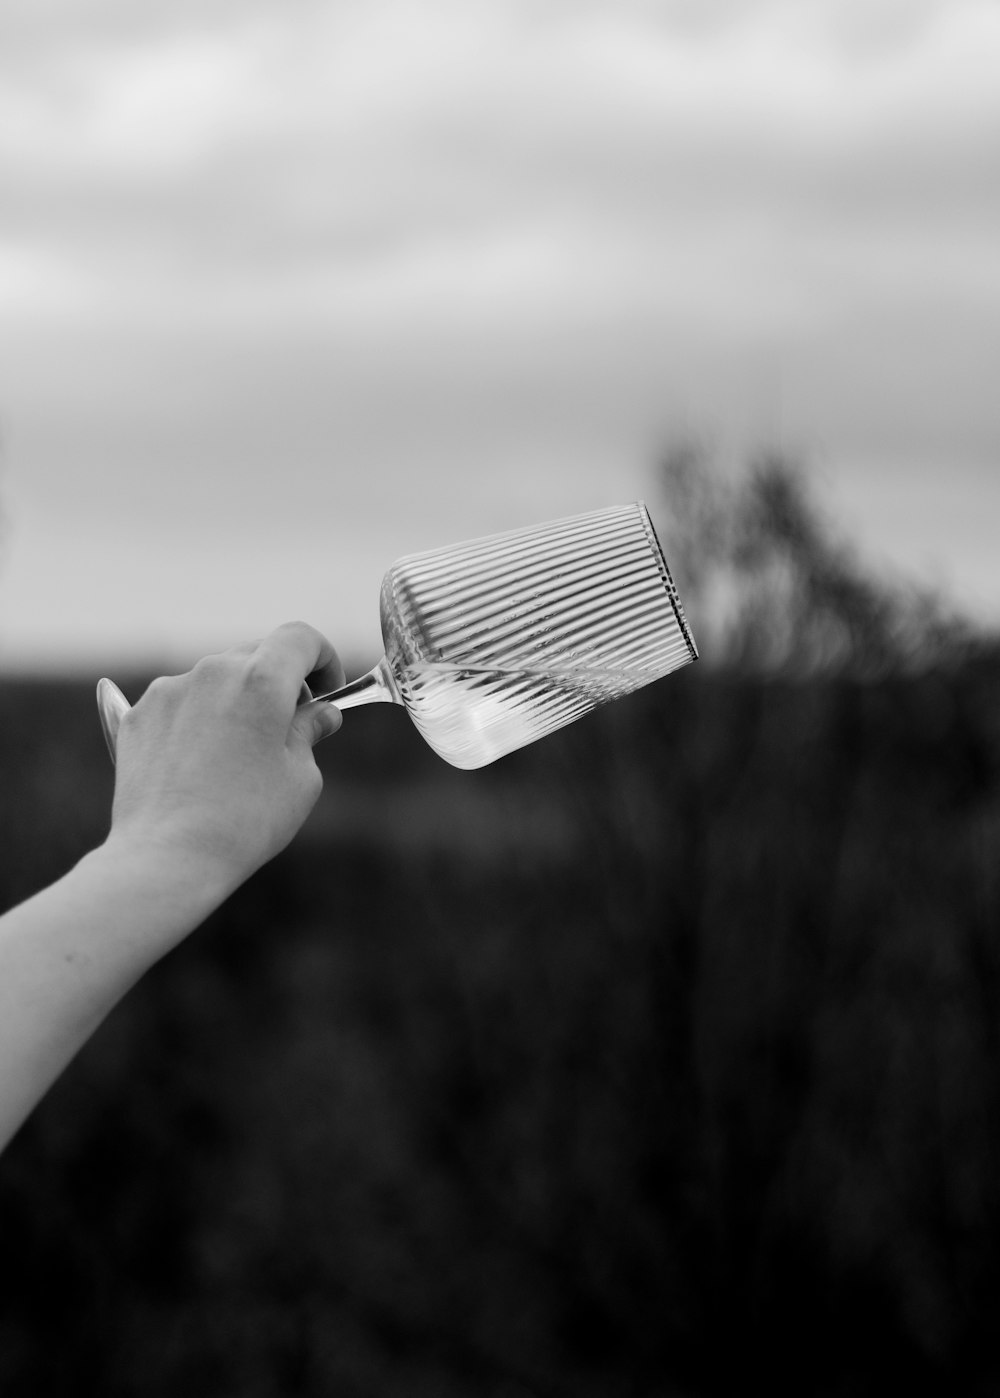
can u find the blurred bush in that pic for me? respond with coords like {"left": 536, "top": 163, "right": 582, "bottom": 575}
{"left": 1, "top": 457, "right": 999, "bottom": 1397}
{"left": 655, "top": 442, "right": 971, "bottom": 676}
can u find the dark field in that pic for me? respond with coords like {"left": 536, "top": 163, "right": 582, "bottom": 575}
{"left": 2, "top": 653, "right": 1000, "bottom": 1396}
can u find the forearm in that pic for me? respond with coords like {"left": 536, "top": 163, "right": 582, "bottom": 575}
{"left": 0, "top": 623, "right": 342, "bottom": 1152}
{"left": 0, "top": 837, "right": 228, "bottom": 1151}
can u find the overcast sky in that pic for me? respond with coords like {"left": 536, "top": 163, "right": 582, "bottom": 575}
{"left": 1, "top": 0, "right": 998, "bottom": 673}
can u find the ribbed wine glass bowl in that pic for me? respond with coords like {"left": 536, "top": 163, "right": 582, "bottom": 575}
{"left": 97, "top": 503, "right": 697, "bottom": 770}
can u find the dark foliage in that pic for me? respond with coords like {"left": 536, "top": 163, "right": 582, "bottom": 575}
{"left": 3, "top": 644, "right": 1000, "bottom": 1396}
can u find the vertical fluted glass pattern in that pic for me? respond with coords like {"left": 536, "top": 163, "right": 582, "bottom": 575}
{"left": 376, "top": 501, "right": 697, "bottom": 768}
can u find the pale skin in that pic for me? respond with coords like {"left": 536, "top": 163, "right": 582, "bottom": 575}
{"left": 0, "top": 621, "right": 345, "bottom": 1152}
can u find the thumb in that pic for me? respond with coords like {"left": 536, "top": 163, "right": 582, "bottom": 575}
{"left": 291, "top": 700, "right": 344, "bottom": 748}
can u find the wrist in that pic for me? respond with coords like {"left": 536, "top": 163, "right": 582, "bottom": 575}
{"left": 88, "top": 830, "right": 237, "bottom": 954}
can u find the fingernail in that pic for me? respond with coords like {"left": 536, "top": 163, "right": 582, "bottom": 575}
{"left": 315, "top": 704, "right": 343, "bottom": 744}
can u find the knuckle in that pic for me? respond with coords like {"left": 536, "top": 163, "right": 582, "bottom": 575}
{"left": 280, "top": 619, "right": 322, "bottom": 649}
{"left": 141, "top": 673, "right": 180, "bottom": 706}
{"left": 125, "top": 672, "right": 182, "bottom": 731}
{"left": 191, "top": 653, "right": 229, "bottom": 682}
{"left": 241, "top": 651, "right": 283, "bottom": 697}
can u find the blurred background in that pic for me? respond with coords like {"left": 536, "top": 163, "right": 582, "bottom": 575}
{"left": 2, "top": 1, "right": 1000, "bottom": 1394}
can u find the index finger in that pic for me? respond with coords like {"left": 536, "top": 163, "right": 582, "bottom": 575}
{"left": 253, "top": 621, "right": 346, "bottom": 704}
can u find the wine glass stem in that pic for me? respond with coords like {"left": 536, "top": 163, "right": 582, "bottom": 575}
{"left": 311, "top": 655, "right": 401, "bottom": 710}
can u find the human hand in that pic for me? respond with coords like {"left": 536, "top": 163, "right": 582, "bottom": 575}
{"left": 106, "top": 622, "right": 345, "bottom": 898}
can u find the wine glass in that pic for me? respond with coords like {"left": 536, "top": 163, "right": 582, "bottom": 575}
{"left": 97, "top": 501, "right": 697, "bottom": 770}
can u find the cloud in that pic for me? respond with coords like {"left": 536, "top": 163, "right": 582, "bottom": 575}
{"left": 0, "top": 0, "right": 998, "bottom": 663}
{"left": 3, "top": 0, "right": 997, "bottom": 324}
